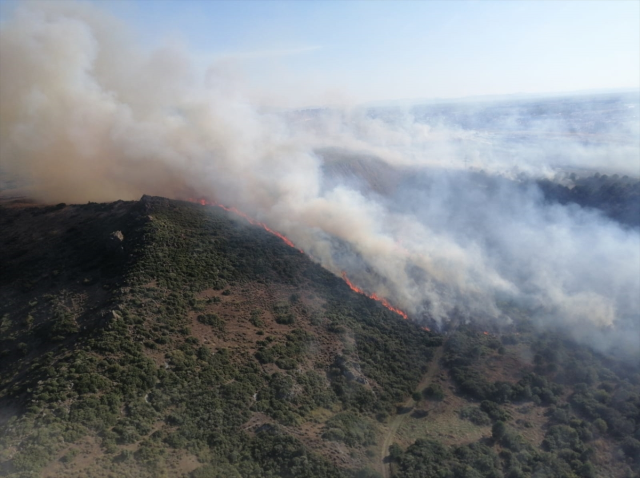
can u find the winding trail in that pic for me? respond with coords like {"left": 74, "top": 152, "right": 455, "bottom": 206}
{"left": 380, "top": 345, "right": 444, "bottom": 478}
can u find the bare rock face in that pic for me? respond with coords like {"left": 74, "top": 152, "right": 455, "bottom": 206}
{"left": 106, "top": 230, "right": 124, "bottom": 253}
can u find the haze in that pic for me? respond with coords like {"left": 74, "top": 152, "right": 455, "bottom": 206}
{"left": 0, "top": 0, "right": 638, "bottom": 357}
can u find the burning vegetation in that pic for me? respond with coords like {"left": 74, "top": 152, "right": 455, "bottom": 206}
{"left": 341, "top": 272, "right": 409, "bottom": 320}
{"left": 188, "top": 197, "right": 410, "bottom": 321}
{"left": 187, "top": 198, "right": 302, "bottom": 252}
{"left": 2, "top": 196, "right": 640, "bottom": 478}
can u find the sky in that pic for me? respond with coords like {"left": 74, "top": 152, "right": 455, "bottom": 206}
{"left": 2, "top": 0, "right": 640, "bottom": 106}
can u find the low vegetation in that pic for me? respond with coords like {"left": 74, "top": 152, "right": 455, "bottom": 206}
{"left": 0, "top": 197, "right": 438, "bottom": 477}
{"left": 0, "top": 196, "right": 638, "bottom": 478}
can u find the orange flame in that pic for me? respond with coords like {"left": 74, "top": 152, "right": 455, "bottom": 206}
{"left": 187, "top": 198, "right": 303, "bottom": 252}
{"left": 483, "top": 331, "right": 489, "bottom": 335}
{"left": 341, "top": 272, "right": 408, "bottom": 319}
{"left": 187, "top": 198, "right": 407, "bottom": 320}
{"left": 422, "top": 326, "right": 431, "bottom": 332}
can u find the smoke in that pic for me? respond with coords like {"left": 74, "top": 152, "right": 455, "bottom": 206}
{"left": 1, "top": 2, "right": 639, "bottom": 356}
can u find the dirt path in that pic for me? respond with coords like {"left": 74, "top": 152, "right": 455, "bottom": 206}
{"left": 380, "top": 345, "right": 444, "bottom": 478}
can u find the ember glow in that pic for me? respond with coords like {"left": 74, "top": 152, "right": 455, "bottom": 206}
{"left": 341, "top": 272, "right": 409, "bottom": 320}
{"left": 188, "top": 198, "right": 303, "bottom": 252}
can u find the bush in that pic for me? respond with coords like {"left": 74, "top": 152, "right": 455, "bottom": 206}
{"left": 191, "top": 464, "right": 241, "bottom": 478}
{"left": 322, "top": 413, "right": 376, "bottom": 447}
{"left": 197, "top": 313, "right": 224, "bottom": 330}
{"left": 621, "top": 437, "right": 640, "bottom": 461}
{"left": 275, "top": 314, "right": 295, "bottom": 325}
{"left": 460, "top": 406, "right": 492, "bottom": 426}
{"left": 481, "top": 400, "right": 511, "bottom": 422}
{"left": 423, "top": 383, "right": 445, "bottom": 401}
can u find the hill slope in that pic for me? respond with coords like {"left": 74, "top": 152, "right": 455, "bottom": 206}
{"left": 0, "top": 196, "right": 438, "bottom": 477}
{"left": 0, "top": 196, "right": 638, "bottom": 478}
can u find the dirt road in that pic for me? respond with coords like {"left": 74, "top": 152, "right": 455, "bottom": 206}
{"left": 379, "top": 345, "right": 444, "bottom": 478}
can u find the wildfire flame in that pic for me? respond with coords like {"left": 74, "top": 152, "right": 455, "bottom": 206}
{"left": 187, "top": 197, "right": 407, "bottom": 320}
{"left": 422, "top": 326, "right": 431, "bottom": 332}
{"left": 341, "top": 272, "right": 408, "bottom": 320}
{"left": 187, "top": 198, "right": 303, "bottom": 252}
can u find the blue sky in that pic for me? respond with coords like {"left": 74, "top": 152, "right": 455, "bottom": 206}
{"left": 4, "top": 0, "right": 640, "bottom": 105}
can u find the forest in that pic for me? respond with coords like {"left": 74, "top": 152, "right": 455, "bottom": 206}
{"left": 0, "top": 195, "right": 638, "bottom": 478}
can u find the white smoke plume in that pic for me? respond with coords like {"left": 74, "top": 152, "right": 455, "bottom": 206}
{"left": 1, "top": 2, "right": 639, "bottom": 356}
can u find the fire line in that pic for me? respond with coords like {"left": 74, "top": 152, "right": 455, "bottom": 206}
{"left": 187, "top": 198, "right": 407, "bottom": 320}
{"left": 188, "top": 198, "right": 303, "bottom": 252}
{"left": 341, "top": 272, "right": 408, "bottom": 320}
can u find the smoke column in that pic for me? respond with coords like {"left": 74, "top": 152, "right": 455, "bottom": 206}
{"left": 1, "top": 2, "right": 639, "bottom": 356}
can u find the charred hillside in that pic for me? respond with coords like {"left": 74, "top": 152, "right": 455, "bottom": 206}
{"left": 0, "top": 196, "right": 638, "bottom": 478}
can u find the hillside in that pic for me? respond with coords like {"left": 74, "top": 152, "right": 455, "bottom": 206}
{"left": 0, "top": 196, "right": 638, "bottom": 478}
{"left": 322, "top": 155, "right": 640, "bottom": 231}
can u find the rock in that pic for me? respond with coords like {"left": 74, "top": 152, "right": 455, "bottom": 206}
{"left": 111, "top": 230, "right": 124, "bottom": 242}
{"left": 106, "top": 230, "right": 124, "bottom": 253}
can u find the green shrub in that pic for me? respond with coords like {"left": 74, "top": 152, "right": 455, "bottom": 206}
{"left": 460, "top": 406, "right": 492, "bottom": 426}
{"left": 197, "top": 313, "right": 224, "bottom": 330}
{"left": 423, "top": 383, "right": 445, "bottom": 401}
{"left": 322, "top": 413, "right": 376, "bottom": 447}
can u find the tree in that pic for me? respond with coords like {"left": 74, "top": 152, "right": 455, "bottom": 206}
{"left": 492, "top": 421, "right": 506, "bottom": 441}
{"left": 389, "top": 443, "right": 403, "bottom": 461}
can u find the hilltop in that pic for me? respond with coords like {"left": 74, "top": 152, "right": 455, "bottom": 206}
{"left": 0, "top": 196, "right": 638, "bottom": 478}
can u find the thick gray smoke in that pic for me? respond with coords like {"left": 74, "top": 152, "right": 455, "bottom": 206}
{"left": 1, "top": 3, "right": 639, "bottom": 356}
